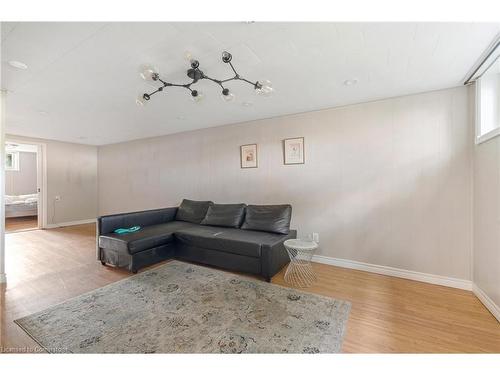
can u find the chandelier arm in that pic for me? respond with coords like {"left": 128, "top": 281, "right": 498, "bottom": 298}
{"left": 145, "top": 82, "right": 194, "bottom": 97}
{"left": 238, "top": 77, "right": 259, "bottom": 87}
{"left": 169, "top": 83, "right": 191, "bottom": 89}
{"left": 220, "top": 77, "right": 237, "bottom": 83}
{"left": 157, "top": 78, "right": 170, "bottom": 86}
{"left": 227, "top": 61, "right": 238, "bottom": 76}
{"left": 202, "top": 75, "right": 225, "bottom": 89}
{"left": 159, "top": 79, "right": 196, "bottom": 90}
{"left": 146, "top": 88, "right": 163, "bottom": 97}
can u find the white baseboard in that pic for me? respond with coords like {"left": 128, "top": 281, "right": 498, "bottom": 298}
{"left": 0, "top": 273, "right": 6, "bottom": 284}
{"left": 312, "top": 254, "right": 473, "bottom": 291}
{"left": 44, "top": 218, "right": 96, "bottom": 229}
{"left": 473, "top": 284, "right": 500, "bottom": 323}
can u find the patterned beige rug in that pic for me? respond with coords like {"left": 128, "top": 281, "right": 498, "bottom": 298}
{"left": 15, "top": 260, "right": 351, "bottom": 353}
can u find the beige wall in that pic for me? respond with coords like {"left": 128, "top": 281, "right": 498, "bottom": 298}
{"left": 6, "top": 135, "right": 98, "bottom": 225}
{"left": 5, "top": 151, "right": 37, "bottom": 195}
{"left": 473, "top": 132, "right": 500, "bottom": 309}
{"left": 98, "top": 86, "right": 473, "bottom": 280}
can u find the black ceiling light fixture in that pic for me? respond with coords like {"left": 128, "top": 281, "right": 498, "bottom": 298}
{"left": 136, "top": 51, "right": 273, "bottom": 106}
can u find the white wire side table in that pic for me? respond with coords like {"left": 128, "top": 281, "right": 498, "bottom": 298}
{"left": 283, "top": 239, "right": 319, "bottom": 288}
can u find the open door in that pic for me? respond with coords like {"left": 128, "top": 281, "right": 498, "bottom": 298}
{"left": 4, "top": 141, "right": 43, "bottom": 233}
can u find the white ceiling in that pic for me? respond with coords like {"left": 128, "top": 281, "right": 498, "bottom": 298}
{"left": 1, "top": 22, "right": 499, "bottom": 146}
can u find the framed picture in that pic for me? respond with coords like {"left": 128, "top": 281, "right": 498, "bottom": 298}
{"left": 283, "top": 137, "right": 305, "bottom": 165}
{"left": 240, "top": 144, "right": 258, "bottom": 168}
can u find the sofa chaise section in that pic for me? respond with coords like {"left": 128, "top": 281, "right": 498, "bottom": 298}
{"left": 97, "top": 207, "right": 182, "bottom": 272}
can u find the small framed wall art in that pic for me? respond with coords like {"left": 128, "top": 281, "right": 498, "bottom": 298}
{"left": 283, "top": 137, "right": 305, "bottom": 165}
{"left": 240, "top": 143, "right": 258, "bottom": 168}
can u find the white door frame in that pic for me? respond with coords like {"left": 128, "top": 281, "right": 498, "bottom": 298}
{"left": 0, "top": 90, "right": 6, "bottom": 283}
{"left": 4, "top": 137, "right": 48, "bottom": 229}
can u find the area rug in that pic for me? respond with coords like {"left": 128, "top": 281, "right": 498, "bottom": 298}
{"left": 15, "top": 261, "right": 351, "bottom": 353}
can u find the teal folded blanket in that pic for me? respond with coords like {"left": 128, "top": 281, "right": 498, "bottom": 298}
{"left": 114, "top": 226, "right": 141, "bottom": 234}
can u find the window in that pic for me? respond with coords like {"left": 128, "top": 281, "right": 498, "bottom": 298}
{"left": 476, "top": 56, "right": 500, "bottom": 143}
{"left": 5, "top": 151, "right": 19, "bottom": 171}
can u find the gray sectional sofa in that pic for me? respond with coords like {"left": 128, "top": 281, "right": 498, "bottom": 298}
{"left": 97, "top": 199, "right": 296, "bottom": 281}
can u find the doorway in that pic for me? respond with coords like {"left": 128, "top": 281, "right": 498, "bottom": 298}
{"left": 4, "top": 141, "right": 43, "bottom": 233}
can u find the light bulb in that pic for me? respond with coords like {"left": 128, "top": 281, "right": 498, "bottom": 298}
{"left": 191, "top": 90, "right": 205, "bottom": 103}
{"left": 136, "top": 94, "right": 147, "bottom": 106}
{"left": 139, "top": 64, "right": 159, "bottom": 82}
{"left": 221, "top": 88, "right": 235, "bottom": 102}
{"left": 255, "top": 79, "right": 273, "bottom": 97}
{"left": 222, "top": 92, "right": 235, "bottom": 102}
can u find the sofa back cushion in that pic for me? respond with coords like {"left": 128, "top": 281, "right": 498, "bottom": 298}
{"left": 99, "top": 207, "right": 178, "bottom": 234}
{"left": 200, "top": 203, "right": 247, "bottom": 228}
{"left": 241, "top": 204, "right": 292, "bottom": 234}
{"left": 175, "top": 199, "right": 213, "bottom": 224}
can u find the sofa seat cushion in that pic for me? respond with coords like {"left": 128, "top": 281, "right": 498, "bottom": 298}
{"left": 99, "top": 221, "right": 196, "bottom": 254}
{"left": 174, "top": 226, "right": 288, "bottom": 258}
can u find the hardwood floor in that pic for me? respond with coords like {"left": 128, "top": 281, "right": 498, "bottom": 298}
{"left": 5, "top": 216, "right": 38, "bottom": 233}
{"left": 1, "top": 223, "right": 499, "bottom": 353}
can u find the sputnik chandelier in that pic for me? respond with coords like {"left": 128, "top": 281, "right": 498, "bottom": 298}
{"left": 136, "top": 51, "right": 273, "bottom": 105}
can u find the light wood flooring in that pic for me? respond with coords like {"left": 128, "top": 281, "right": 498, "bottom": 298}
{"left": 1, "top": 223, "right": 499, "bottom": 353}
{"left": 5, "top": 216, "right": 38, "bottom": 233}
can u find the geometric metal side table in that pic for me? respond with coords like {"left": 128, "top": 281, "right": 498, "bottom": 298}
{"left": 283, "top": 239, "right": 319, "bottom": 288}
